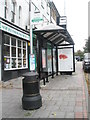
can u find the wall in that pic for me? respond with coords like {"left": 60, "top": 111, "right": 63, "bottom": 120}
{"left": 0, "top": 0, "right": 29, "bottom": 29}
{"left": 0, "top": 0, "right": 51, "bottom": 30}
{"left": 31, "top": 0, "right": 50, "bottom": 29}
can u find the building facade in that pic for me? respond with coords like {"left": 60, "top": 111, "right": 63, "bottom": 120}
{"left": 49, "top": 1, "right": 60, "bottom": 25}
{"left": 0, "top": 0, "right": 73, "bottom": 82}
{"left": 0, "top": 0, "right": 30, "bottom": 81}
{"left": 0, "top": 0, "right": 51, "bottom": 81}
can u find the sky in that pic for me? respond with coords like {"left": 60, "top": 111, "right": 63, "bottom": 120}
{"left": 52, "top": 0, "right": 89, "bottom": 52}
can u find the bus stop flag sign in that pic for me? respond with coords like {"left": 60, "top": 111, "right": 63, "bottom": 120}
{"left": 30, "top": 54, "right": 36, "bottom": 71}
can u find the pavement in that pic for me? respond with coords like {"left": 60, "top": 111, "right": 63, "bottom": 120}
{"left": 0, "top": 62, "right": 89, "bottom": 119}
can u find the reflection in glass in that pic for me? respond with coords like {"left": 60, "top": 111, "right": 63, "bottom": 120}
{"left": 18, "top": 40, "right": 21, "bottom": 47}
{"left": 18, "top": 48, "right": 21, "bottom": 57}
{"left": 12, "top": 47, "right": 16, "bottom": 57}
{"left": 23, "top": 59, "right": 26, "bottom": 67}
{"left": 23, "top": 42, "right": 26, "bottom": 48}
{"left": 18, "top": 59, "right": 22, "bottom": 68}
{"left": 4, "top": 45, "right": 10, "bottom": 56}
{"left": 11, "top": 58, "right": 16, "bottom": 68}
{"left": 4, "top": 35, "right": 10, "bottom": 45}
{"left": 11, "top": 37, "right": 16, "bottom": 46}
{"left": 23, "top": 50, "right": 26, "bottom": 59}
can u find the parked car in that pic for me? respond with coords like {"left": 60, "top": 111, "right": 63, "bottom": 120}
{"left": 83, "top": 53, "right": 90, "bottom": 72}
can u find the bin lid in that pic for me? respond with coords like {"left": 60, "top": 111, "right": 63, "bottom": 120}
{"left": 22, "top": 72, "right": 38, "bottom": 77}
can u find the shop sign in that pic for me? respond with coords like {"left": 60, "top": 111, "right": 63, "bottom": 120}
{"left": 0, "top": 22, "right": 29, "bottom": 40}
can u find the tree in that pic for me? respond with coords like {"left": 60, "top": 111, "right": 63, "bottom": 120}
{"left": 83, "top": 37, "right": 90, "bottom": 53}
{"left": 83, "top": 39, "right": 88, "bottom": 53}
{"left": 88, "top": 36, "right": 90, "bottom": 52}
{"left": 75, "top": 50, "right": 84, "bottom": 59}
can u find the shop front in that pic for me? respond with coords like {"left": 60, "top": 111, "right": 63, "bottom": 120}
{"left": 0, "top": 18, "right": 30, "bottom": 81}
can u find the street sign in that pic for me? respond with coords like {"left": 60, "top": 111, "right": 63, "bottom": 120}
{"left": 32, "top": 17, "right": 43, "bottom": 23}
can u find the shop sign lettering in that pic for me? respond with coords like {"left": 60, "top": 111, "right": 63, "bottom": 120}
{"left": 0, "top": 22, "right": 29, "bottom": 40}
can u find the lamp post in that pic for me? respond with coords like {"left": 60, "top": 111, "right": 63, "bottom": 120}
{"left": 22, "top": 0, "right": 42, "bottom": 110}
{"left": 29, "top": 0, "right": 36, "bottom": 71}
{"left": 29, "top": 0, "right": 33, "bottom": 54}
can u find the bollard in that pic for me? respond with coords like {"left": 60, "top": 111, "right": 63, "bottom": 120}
{"left": 22, "top": 72, "right": 42, "bottom": 110}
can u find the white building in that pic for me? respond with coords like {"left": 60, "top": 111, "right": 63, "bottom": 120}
{"left": 0, "top": 0, "right": 51, "bottom": 81}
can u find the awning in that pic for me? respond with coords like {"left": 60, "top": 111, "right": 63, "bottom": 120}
{"left": 33, "top": 23, "right": 74, "bottom": 46}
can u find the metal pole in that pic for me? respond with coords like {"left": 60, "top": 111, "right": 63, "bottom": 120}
{"left": 29, "top": 0, "right": 33, "bottom": 54}
{"left": 64, "top": 0, "right": 66, "bottom": 16}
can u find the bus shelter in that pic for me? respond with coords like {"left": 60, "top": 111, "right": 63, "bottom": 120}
{"left": 33, "top": 23, "right": 75, "bottom": 84}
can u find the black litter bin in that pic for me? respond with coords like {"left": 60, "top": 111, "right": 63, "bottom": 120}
{"left": 22, "top": 72, "right": 42, "bottom": 110}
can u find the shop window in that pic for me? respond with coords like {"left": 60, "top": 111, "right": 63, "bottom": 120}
{"left": 11, "top": 58, "right": 16, "bottom": 68}
{"left": 23, "top": 41, "right": 26, "bottom": 48}
{"left": 18, "top": 48, "right": 21, "bottom": 57}
{"left": 18, "top": 59, "right": 22, "bottom": 68}
{"left": 23, "top": 59, "right": 26, "bottom": 67}
{"left": 4, "top": 46, "right": 10, "bottom": 56}
{"left": 4, "top": 57, "right": 10, "bottom": 69}
{"left": 18, "top": 40, "right": 21, "bottom": 47}
{"left": 11, "top": 37, "right": 16, "bottom": 46}
{"left": 4, "top": 35, "right": 10, "bottom": 45}
{"left": 4, "top": 34, "right": 28, "bottom": 70}
{"left": 11, "top": 47, "right": 16, "bottom": 57}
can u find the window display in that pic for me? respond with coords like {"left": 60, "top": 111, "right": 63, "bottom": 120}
{"left": 18, "top": 48, "right": 22, "bottom": 57}
{"left": 4, "top": 57, "right": 10, "bottom": 69}
{"left": 11, "top": 58, "right": 16, "bottom": 68}
{"left": 18, "top": 59, "right": 22, "bottom": 68}
{"left": 4, "top": 34, "right": 28, "bottom": 70}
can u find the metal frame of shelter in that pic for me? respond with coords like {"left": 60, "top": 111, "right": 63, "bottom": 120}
{"left": 33, "top": 23, "right": 74, "bottom": 84}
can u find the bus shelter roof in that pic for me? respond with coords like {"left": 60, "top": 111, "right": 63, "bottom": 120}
{"left": 33, "top": 23, "right": 74, "bottom": 46}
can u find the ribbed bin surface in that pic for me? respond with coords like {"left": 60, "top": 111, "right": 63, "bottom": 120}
{"left": 22, "top": 72, "right": 42, "bottom": 110}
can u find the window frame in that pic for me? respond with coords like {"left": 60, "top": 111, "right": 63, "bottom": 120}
{"left": 11, "top": 1, "right": 16, "bottom": 23}
{"left": 4, "top": 0, "right": 8, "bottom": 19}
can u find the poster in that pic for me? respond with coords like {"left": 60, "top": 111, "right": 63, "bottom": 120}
{"left": 58, "top": 47, "right": 73, "bottom": 71}
{"left": 30, "top": 54, "right": 36, "bottom": 71}
{"left": 47, "top": 49, "right": 52, "bottom": 72}
{"left": 42, "top": 49, "right": 46, "bottom": 68}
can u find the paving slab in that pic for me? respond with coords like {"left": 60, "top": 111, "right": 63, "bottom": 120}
{"left": 1, "top": 62, "right": 89, "bottom": 119}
